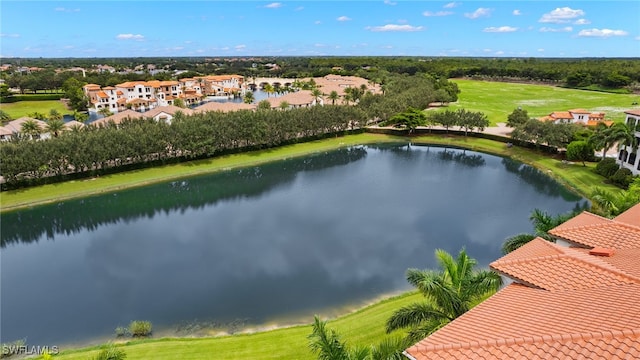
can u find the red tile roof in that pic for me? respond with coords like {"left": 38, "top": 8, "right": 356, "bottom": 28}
{"left": 490, "top": 238, "right": 640, "bottom": 291}
{"left": 407, "top": 203, "right": 640, "bottom": 360}
{"left": 406, "top": 283, "right": 640, "bottom": 360}
{"left": 614, "top": 202, "right": 640, "bottom": 227}
{"left": 625, "top": 109, "right": 640, "bottom": 116}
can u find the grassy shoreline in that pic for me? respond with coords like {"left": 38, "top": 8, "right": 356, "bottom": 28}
{"left": 0, "top": 132, "right": 618, "bottom": 212}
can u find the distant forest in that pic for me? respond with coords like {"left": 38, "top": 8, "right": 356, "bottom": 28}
{"left": 2, "top": 56, "right": 639, "bottom": 92}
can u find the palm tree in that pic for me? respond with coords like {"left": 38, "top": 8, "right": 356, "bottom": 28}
{"left": 243, "top": 91, "right": 255, "bottom": 104}
{"left": 20, "top": 119, "right": 42, "bottom": 139}
{"left": 279, "top": 101, "right": 290, "bottom": 110}
{"left": 589, "top": 122, "right": 635, "bottom": 159}
{"left": 328, "top": 91, "right": 339, "bottom": 105}
{"left": 591, "top": 186, "right": 640, "bottom": 217}
{"left": 501, "top": 208, "right": 579, "bottom": 253}
{"left": 311, "top": 89, "right": 322, "bottom": 105}
{"left": 386, "top": 248, "right": 501, "bottom": 344}
{"left": 48, "top": 109, "right": 63, "bottom": 122}
{"left": 46, "top": 118, "right": 65, "bottom": 137}
{"left": 309, "top": 316, "right": 405, "bottom": 360}
{"left": 501, "top": 233, "right": 536, "bottom": 254}
{"left": 263, "top": 83, "right": 275, "bottom": 97}
{"left": 98, "top": 107, "right": 113, "bottom": 117}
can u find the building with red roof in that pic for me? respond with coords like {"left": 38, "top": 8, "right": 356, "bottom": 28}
{"left": 405, "top": 203, "right": 640, "bottom": 360}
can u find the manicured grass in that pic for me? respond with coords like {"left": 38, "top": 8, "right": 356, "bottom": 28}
{"left": 441, "top": 79, "right": 640, "bottom": 125}
{"left": 0, "top": 100, "right": 71, "bottom": 119}
{"left": 46, "top": 292, "right": 422, "bottom": 360}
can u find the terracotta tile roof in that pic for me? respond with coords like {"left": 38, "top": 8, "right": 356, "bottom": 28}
{"left": 5, "top": 117, "right": 48, "bottom": 133}
{"left": 96, "top": 91, "right": 108, "bottom": 98}
{"left": 614, "top": 203, "right": 640, "bottom": 227}
{"left": 550, "top": 111, "right": 573, "bottom": 119}
{"left": 549, "top": 222, "right": 640, "bottom": 250}
{"left": 552, "top": 211, "right": 611, "bottom": 231}
{"left": 91, "top": 110, "right": 143, "bottom": 126}
{"left": 406, "top": 283, "right": 640, "bottom": 360}
{"left": 142, "top": 105, "right": 194, "bottom": 118}
{"left": 83, "top": 84, "right": 101, "bottom": 90}
{"left": 0, "top": 126, "right": 13, "bottom": 136}
{"left": 625, "top": 109, "right": 640, "bottom": 116}
{"left": 63, "top": 120, "right": 85, "bottom": 129}
{"left": 102, "top": 86, "right": 116, "bottom": 90}
{"left": 587, "top": 120, "right": 614, "bottom": 127}
{"left": 569, "top": 109, "right": 591, "bottom": 114}
{"left": 490, "top": 239, "right": 640, "bottom": 291}
{"left": 194, "top": 101, "right": 256, "bottom": 113}
{"left": 407, "top": 204, "right": 640, "bottom": 360}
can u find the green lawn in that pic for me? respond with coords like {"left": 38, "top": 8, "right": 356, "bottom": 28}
{"left": 0, "top": 100, "right": 72, "bottom": 119}
{"left": 441, "top": 79, "right": 640, "bottom": 125}
{"left": 44, "top": 292, "right": 422, "bottom": 360}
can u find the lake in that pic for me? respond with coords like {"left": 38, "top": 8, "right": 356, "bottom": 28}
{"left": 0, "top": 144, "right": 587, "bottom": 347}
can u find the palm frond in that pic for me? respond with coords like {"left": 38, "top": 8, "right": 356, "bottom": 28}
{"left": 386, "top": 302, "right": 450, "bottom": 333}
{"left": 501, "top": 233, "right": 536, "bottom": 254}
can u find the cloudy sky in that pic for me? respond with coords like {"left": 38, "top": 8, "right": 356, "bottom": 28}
{"left": 1, "top": 1, "right": 639, "bottom": 58}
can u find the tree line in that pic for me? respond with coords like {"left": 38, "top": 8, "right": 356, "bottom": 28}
{"left": 0, "top": 73, "right": 440, "bottom": 189}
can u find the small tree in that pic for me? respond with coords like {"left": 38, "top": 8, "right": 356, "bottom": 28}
{"left": 173, "top": 98, "right": 186, "bottom": 108}
{"left": 98, "top": 107, "right": 113, "bottom": 118}
{"left": 383, "top": 107, "right": 427, "bottom": 134}
{"left": 243, "top": 91, "right": 254, "bottom": 104}
{"left": 566, "top": 140, "right": 595, "bottom": 166}
{"left": 328, "top": 91, "right": 339, "bottom": 105}
{"left": 507, "top": 108, "right": 529, "bottom": 128}
{"left": 279, "top": 101, "right": 290, "bottom": 110}
{"left": 46, "top": 118, "right": 65, "bottom": 137}
{"left": 257, "top": 100, "right": 271, "bottom": 110}
{"left": 0, "top": 109, "right": 11, "bottom": 124}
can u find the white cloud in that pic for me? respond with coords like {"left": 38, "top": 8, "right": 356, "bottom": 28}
{"left": 54, "top": 7, "right": 80, "bottom": 12}
{"left": 539, "top": 7, "right": 585, "bottom": 23}
{"left": 384, "top": 0, "right": 397, "bottom": 5}
{"left": 314, "top": 43, "right": 327, "bottom": 47}
{"left": 512, "top": 9, "right": 522, "bottom": 16}
{"left": 495, "top": 51, "right": 505, "bottom": 55}
{"left": 483, "top": 26, "right": 518, "bottom": 33}
{"left": 367, "top": 24, "right": 425, "bottom": 32}
{"left": 235, "top": 44, "right": 246, "bottom": 50}
{"left": 314, "top": 20, "right": 322, "bottom": 25}
{"left": 578, "top": 28, "right": 628, "bottom": 37}
{"left": 264, "top": 2, "right": 282, "bottom": 8}
{"left": 116, "top": 34, "right": 145, "bottom": 40}
{"left": 465, "top": 8, "right": 492, "bottom": 19}
{"left": 221, "top": 46, "right": 230, "bottom": 51}
{"left": 574, "top": 18, "right": 591, "bottom": 25}
{"left": 423, "top": 11, "right": 453, "bottom": 17}
{"left": 0, "top": 33, "right": 20, "bottom": 38}
{"left": 443, "top": 2, "right": 459, "bottom": 8}
{"left": 337, "top": 16, "right": 352, "bottom": 22}
{"left": 537, "top": 48, "right": 545, "bottom": 52}
{"left": 636, "top": 36, "right": 640, "bottom": 41}
{"left": 295, "top": 6, "right": 304, "bottom": 11}
{"left": 539, "top": 26, "right": 573, "bottom": 33}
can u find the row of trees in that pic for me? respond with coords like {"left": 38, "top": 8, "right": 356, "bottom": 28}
{"left": 0, "top": 106, "right": 366, "bottom": 187}
{"left": 382, "top": 108, "right": 490, "bottom": 135}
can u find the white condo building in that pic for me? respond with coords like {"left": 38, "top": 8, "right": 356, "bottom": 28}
{"left": 617, "top": 109, "right": 640, "bottom": 175}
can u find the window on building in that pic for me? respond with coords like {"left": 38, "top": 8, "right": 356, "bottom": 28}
{"left": 138, "top": 88, "right": 142, "bottom": 93}
{"left": 629, "top": 152, "right": 637, "bottom": 165}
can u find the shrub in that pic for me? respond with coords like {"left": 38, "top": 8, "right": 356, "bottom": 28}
{"left": 610, "top": 168, "right": 633, "bottom": 188}
{"left": 595, "top": 158, "right": 620, "bottom": 178}
{"left": 114, "top": 326, "right": 129, "bottom": 338}
{"left": 129, "top": 320, "right": 152, "bottom": 337}
{"left": 94, "top": 344, "right": 126, "bottom": 360}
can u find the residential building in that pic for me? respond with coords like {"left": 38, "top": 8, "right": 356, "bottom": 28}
{"left": 83, "top": 75, "right": 244, "bottom": 113}
{"left": 262, "top": 90, "right": 322, "bottom": 109}
{"left": 405, "top": 203, "right": 640, "bottom": 360}
{"left": 617, "top": 109, "right": 640, "bottom": 175}
{"left": 539, "top": 109, "right": 612, "bottom": 127}
{"left": 0, "top": 117, "right": 50, "bottom": 140}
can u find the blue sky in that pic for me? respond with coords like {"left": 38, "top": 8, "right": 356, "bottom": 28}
{"left": 1, "top": 1, "right": 639, "bottom": 58}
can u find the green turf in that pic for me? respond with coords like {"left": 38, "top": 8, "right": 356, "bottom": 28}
{"left": 440, "top": 79, "right": 640, "bottom": 125}
{"left": 0, "top": 100, "right": 72, "bottom": 119}
{"left": 45, "top": 292, "right": 422, "bottom": 360}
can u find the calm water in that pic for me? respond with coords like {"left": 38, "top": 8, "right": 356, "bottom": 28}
{"left": 0, "top": 144, "right": 586, "bottom": 346}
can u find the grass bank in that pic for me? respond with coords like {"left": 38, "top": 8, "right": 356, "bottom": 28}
{"left": 442, "top": 79, "right": 640, "bottom": 125}
{"left": 1, "top": 133, "right": 619, "bottom": 212}
{"left": 44, "top": 292, "right": 422, "bottom": 360}
{"left": 0, "top": 100, "right": 71, "bottom": 119}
